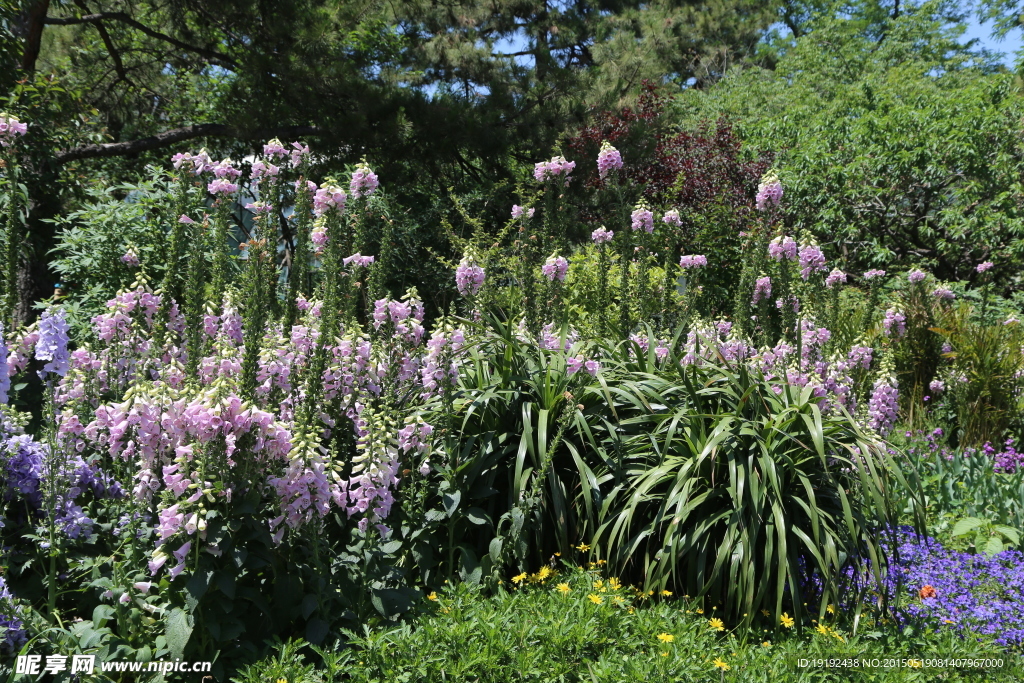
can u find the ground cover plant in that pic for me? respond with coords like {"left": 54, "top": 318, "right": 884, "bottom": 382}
{"left": 2, "top": 16, "right": 1024, "bottom": 676}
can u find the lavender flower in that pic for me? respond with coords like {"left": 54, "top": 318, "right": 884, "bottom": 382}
{"left": 596, "top": 141, "right": 623, "bottom": 179}
{"left": 863, "top": 269, "right": 887, "bottom": 280}
{"left": 824, "top": 268, "right": 846, "bottom": 288}
{"left": 541, "top": 255, "right": 569, "bottom": 282}
{"left": 797, "top": 243, "right": 827, "bottom": 280}
{"left": 907, "top": 269, "right": 927, "bottom": 283}
{"left": 768, "top": 235, "right": 797, "bottom": 261}
{"left": 343, "top": 253, "right": 375, "bottom": 268}
{"left": 932, "top": 287, "right": 955, "bottom": 300}
{"left": 121, "top": 248, "right": 140, "bottom": 267}
{"left": 455, "top": 254, "right": 485, "bottom": 297}
{"left": 0, "top": 576, "right": 26, "bottom": 654}
{"left": 678, "top": 255, "right": 707, "bottom": 269}
{"left": 630, "top": 207, "right": 654, "bottom": 233}
{"left": 751, "top": 276, "right": 772, "bottom": 304}
{"left": 882, "top": 309, "right": 906, "bottom": 338}
{"left": 350, "top": 162, "right": 379, "bottom": 199}
{"left": 662, "top": 209, "right": 682, "bottom": 227}
{"left": 977, "top": 261, "right": 994, "bottom": 273}
{"left": 534, "top": 156, "right": 576, "bottom": 182}
{"left": 755, "top": 171, "right": 782, "bottom": 210}
{"left": 36, "top": 307, "right": 70, "bottom": 378}
{"left": 0, "top": 113, "right": 28, "bottom": 147}
{"left": 929, "top": 379, "right": 944, "bottom": 395}
{"left": 313, "top": 183, "right": 347, "bottom": 216}
{"left": 511, "top": 205, "right": 535, "bottom": 219}
{"left": 591, "top": 227, "right": 614, "bottom": 244}
{"left": 0, "top": 323, "right": 8, "bottom": 404}
{"left": 867, "top": 375, "right": 899, "bottom": 436}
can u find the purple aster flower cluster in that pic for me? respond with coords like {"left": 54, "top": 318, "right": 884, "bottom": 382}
{"left": 541, "top": 255, "right": 569, "bottom": 282}
{"left": 983, "top": 439, "right": 1024, "bottom": 474}
{"left": 36, "top": 307, "right": 71, "bottom": 380}
{"left": 596, "top": 141, "right": 623, "bottom": 179}
{"left": 879, "top": 528, "right": 1024, "bottom": 647}
{"left": 907, "top": 269, "right": 927, "bottom": 284}
{"left": 0, "top": 113, "right": 28, "bottom": 147}
{"left": 977, "top": 261, "right": 994, "bottom": 273}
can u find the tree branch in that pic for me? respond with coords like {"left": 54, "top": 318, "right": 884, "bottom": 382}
{"left": 20, "top": 0, "right": 52, "bottom": 72}
{"left": 44, "top": 12, "right": 239, "bottom": 69}
{"left": 74, "top": 0, "right": 135, "bottom": 88}
{"left": 54, "top": 124, "right": 322, "bottom": 164}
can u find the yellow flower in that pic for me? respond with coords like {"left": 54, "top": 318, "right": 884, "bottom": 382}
{"left": 441, "top": 607, "right": 450, "bottom": 613}
{"left": 277, "top": 679, "right": 287, "bottom": 683}
{"left": 576, "top": 543, "right": 590, "bottom": 552}
{"left": 608, "top": 578, "right": 621, "bottom": 590}
{"left": 944, "top": 619, "right": 955, "bottom": 624}
{"left": 780, "top": 613, "right": 795, "bottom": 628}
{"left": 709, "top": 618, "right": 725, "bottom": 632}
{"left": 533, "top": 566, "right": 553, "bottom": 582}
{"left": 627, "top": 607, "right": 635, "bottom": 614}
{"left": 660, "top": 652, "right": 669, "bottom": 657}
{"left": 761, "top": 609, "right": 771, "bottom": 617}
{"left": 712, "top": 657, "right": 730, "bottom": 671}
{"left": 661, "top": 589, "right": 672, "bottom": 596}
{"left": 588, "top": 594, "right": 604, "bottom": 605}
{"left": 613, "top": 595, "right": 625, "bottom": 605}
{"left": 554, "top": 552, "right": 561, "bottom": 557}
{"left": 512, "top": 572, "right": 527, "bottom": 584}
{"left": 826, "top": 604, "right": 836, "bottom": 614}
{"left": 556, "top": 582, "right": 571, "bottom": 594}
{"left": 427, "top": 592, "right": 438, "bottom": 601}
{"left": 815, "top": 624, "right": 829, "bottom": 636}
{"left": 596, "top": 559, "right": 607, "bottom": 566}
{"left": 656, "top": 633, "right": 675, "bottom": 643}
{"left": 593, "top": 580, "right": 604, "bottom": 590}
{"left": 761, "top": 641, "right": 771, "bottom": 648}
{"left": 696, "top": 607, "right": 704, "bottom": 614}
{"left": 908, "top": 659, "right": 922, "bottom": 668}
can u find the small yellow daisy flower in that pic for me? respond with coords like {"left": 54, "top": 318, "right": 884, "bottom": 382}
{"left": 780, "top": 613, "right": 795, "bottom": 628}
{"left": 608, "top": 578, "right": 621, "bottom": 590}
{"left": 761, "top": 609, "right": 771, "bottom": 617}
{"left": 556, "top": 582, "right": 571, "bottom": 594}
{"left": 661, "top": 589, "right": 672, "bottom": 596}
{"left": 762, "top": 641, "right": 771, "bottom": 647}
{"left": 427, "top": 592, "right": 438, "bottom": 601}
{"left": 826, "top": 604, "right": 836, "bottom": 614}
{"left": 593, "top": 580, "right": 604, "bottom": 590}
{"left": 588, "top": 594, "right": 603, "bottom": 605}
{"left": 815, "top": 624, "right": 829, "bottom": 636}
{"left": 712, "top": 657, "right": 730, "bottom": 671}
{"left": 660, "top": 652, "right": 668, "bottom": 657}
{"left": 696, "top": 607, "right": 704, "bottom": 614}
{"left": 709, "top": 618, "right": 725, "bottom": 632}
{"left": 512, "top": 572, "right": 527, "bottom": 584}
{"left": 576, "top": 543, "right": 590, "bottom": 552}
{"left": 657, "top": 633, "right": 675, "bottom": 643}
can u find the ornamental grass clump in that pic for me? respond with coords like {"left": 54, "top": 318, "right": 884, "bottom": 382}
{"left": 589, "top": 356, "right": 916, "bottom": 629}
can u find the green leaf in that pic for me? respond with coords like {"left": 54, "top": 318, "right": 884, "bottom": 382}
{"left": 951, "top": 517, "right": 985, "bottom": 537}
{"left": 166, "top": 608, "right": 193, "bottom": 659}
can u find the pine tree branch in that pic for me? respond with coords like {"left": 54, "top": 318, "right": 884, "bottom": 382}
{"left": 54, "top": 124, "right": 322, "bottom": 164}
{"left": 44, "top": 12, "right": 239, "bottom": 69}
